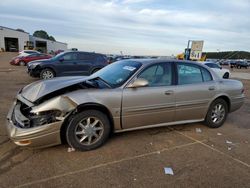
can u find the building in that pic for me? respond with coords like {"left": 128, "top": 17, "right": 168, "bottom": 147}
{"left": 0, "top": 26, "right": 67, "bottom": 53}
{"left": 0, "top": 26, "right": 29, "bottom": 52}
{"left": 29, "top": 36, "right": 67, "bottom": 53}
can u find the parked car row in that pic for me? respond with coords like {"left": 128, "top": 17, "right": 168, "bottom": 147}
{"left": 218, "top": 59, "right": 249, "bottom": 69}
{"left": 10, "top": 50, "right": 109, "bottom": 79}
{"left": 230, "top": 60, "right": 248, "bottom": 69}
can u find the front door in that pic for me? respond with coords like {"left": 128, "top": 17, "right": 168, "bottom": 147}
{"left": 122, "top": 62, "right": 175, "bottom": 129}
{"left": 56, "top": 52, "right": 79, "bottom": 76}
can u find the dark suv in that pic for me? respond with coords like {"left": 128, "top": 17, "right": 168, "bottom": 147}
{"left": 27, "top": 51, "right": 108, "bottom": 79}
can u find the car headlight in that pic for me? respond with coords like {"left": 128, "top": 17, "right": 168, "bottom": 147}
{"left": 29, "top": 62, "right": 41, "bottom": 68}
{"left": 31, "top": 96, "right": 77, "bottom": 117}
{"left": 29, "top": 110, "right": 62, "bottom": 126}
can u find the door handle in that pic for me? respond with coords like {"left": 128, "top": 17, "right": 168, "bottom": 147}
{"left": 208, "top": 86, "right": 215, "bottom": 91}
{"left": 165, "top": 90, "right": 174, "bottom": 95}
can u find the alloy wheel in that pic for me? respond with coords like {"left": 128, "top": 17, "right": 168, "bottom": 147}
{"left": 74, "top": 117, "right": 104, "bottom": 146}
{"left": 211, "top": 103, "right": 225, "bottom": 123}
{"left": 42, "top": 70, "right": 54, "bottom": 79}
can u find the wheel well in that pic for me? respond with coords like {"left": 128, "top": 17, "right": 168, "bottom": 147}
{"left": 215, "top": 96, "right": 231, "bottom": 111}
{"left": 223, "top": 72, "right": 229, "bottom": 79}
{"left": 60, "top": 103, "right": 114, "bottom": 144}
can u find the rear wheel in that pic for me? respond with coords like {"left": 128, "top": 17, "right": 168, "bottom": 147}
{"left": 204, "top": 99, "right": 228, "bottom": 128}
{"left": 40, "top": 68, "right": 55, "bottom": 79}
{"left": 66, "top": 110, "right": 111, "bottom": 151}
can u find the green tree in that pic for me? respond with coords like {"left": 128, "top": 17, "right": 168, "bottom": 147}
{"left": 49, "top": 36, "right": 56, "bottom": 41}
{"left": 33, "top": 30, "right": 56, "bottom": 41}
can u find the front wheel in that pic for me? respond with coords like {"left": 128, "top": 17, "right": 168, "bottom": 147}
{"left": 66, "top": 110, "right": 111, "bottom": 151}
{"left": 204, "top": 99, "right": 228, "bottom": 128}
{"left": 40, "top": 68, "right": 55, "bottom": 79}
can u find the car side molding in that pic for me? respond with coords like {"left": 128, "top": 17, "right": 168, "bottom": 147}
{"left": 115, "top": 119, "right": 204, "bottom": 133}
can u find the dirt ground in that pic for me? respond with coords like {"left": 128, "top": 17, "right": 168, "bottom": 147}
{"left": 0, "top": 52, "right": 249, "bottom": 188}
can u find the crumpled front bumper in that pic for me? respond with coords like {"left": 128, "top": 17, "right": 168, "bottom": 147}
{"left": 6, "top": 101, "right": 63, "bottom": 148}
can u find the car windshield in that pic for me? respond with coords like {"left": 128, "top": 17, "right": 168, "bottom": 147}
{"left": 50, "top": 52, "right": 65, "bottom": 60}
{"left": 205, "top": 63, "right": 221, "bottom": 69}
{"left": 90, "top": 60, "right": 142, "bottom": 88}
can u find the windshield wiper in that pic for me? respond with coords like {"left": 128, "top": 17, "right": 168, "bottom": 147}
{"left": 92, "top": 77, "right": 112, "bottom": 88}
{"left": 84, "top": 80, "right": 99, "bottom": 88}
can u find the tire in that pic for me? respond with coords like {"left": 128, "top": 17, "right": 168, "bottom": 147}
{"left": 204, "top": 99, "right": 228, "bottom": 128}
{"left": 223, "top": 72, "right": 229, "bottom": 79}
{"left": 19, "top": 61, "right": 26, "bottom": 66}
{"left": 40, "top": 68, "right": 55, "bottom": 79}
{"left": 66, "top": 110, "right": 111, "bottom": 151}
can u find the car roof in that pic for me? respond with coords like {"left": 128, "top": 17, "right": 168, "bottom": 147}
{"left": 124, "top": 58, "right": 209, "bottom": 67}
{"left": 63, "top": 51, "right": 105, "bottom": 56}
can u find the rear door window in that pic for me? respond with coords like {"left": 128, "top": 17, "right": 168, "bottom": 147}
{"left": 201, "top": 68, "right": 212, "bottom": 82}
{"left": 78, "top": 53, "right": 96, "bottom": 62}
{"left": 177, "top": 64, "right": 203, "bottom": 85}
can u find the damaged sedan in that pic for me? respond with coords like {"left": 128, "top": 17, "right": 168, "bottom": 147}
{"left": 6, "top": 60, "right": 245, "bottom": 151}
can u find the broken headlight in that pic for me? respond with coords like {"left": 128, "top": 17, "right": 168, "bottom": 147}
{"left": 29, "top": 110, "right": 62, "bottom": 127}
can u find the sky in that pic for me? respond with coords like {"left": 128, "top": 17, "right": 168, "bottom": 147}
{"left": 0, "top": 0, "right": 250, "bottom": 55}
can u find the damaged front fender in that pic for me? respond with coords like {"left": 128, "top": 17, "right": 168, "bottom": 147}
{"left": 31, "top": 96, "right": 77, "bottom": 115}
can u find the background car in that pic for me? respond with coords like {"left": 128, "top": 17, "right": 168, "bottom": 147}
{"left": 27, "top": 51, "right": 108, "bottom": 79}
{"left": 10, "top": 53, "right": 52, "bottom": 66}
{"left": 204, "top": 62, "right": 230, "bottom": 79}
{"left": 54, "top": 50, "right": 64, "bottom": 55}
{"left": 235, "top": 61, "right": 248, "bottom": 69}
{"left": 18, "top": 50, "right": 41, "bottom": 57}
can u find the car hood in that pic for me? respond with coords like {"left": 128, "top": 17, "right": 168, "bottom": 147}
{"left": 21, "top": 76, "right": 89, "bottom": 102}
{"left": 29, "top": 58, "right": 51, "bottom": 64}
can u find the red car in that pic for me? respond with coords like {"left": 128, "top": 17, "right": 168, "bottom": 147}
{"left": 10, "top": 53, "right": 52, "bottom": 66}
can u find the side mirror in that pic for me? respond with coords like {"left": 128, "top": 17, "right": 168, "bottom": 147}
{"left": 127, "top": 78, "right": 149, "bottom": 88}
{"left": 59, "top": 57, "right": 64, "bottom": 62}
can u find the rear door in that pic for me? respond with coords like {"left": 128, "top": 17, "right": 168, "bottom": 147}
{"left": 175, "top": 63, "right": 217, "bottom": 121}
{"left": 75, "top": 53, "right": 95, "bottom": 75}
{"left": 122, "top": 62, "right": 176, "bottom": 129}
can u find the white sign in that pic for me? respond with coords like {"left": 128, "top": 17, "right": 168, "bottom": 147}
{"left": 190, "top": 41, "right": 204, "bottom": 60}
{"left": 191, "top": 41, "right": 204, "bottom": 51}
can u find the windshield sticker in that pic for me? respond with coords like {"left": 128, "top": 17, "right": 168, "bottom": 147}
{"left": 123, "top": 66, "right": 136, "bottom": 71}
